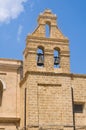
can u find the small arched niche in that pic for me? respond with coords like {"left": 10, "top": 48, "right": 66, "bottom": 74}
{"left": 37, "top": 46, "right": 44, "bottom": 67}
{"left": 45, "top": 21, "right": 51, "bottom": 38}
{"left": 54, "top": 48, "right": 60, "bottom": 68}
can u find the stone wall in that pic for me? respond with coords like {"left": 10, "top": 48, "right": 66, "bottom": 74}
{"left": 0, "top": 59, "right": 22, "bottom": 130}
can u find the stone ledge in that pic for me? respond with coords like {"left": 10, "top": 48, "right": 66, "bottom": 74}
{"left": 0, "top": 117, "right": 20, "bottom": 123}
{"left": 20, "top": 71, "right": 86, "bottom": 86}
{"left": 26, "top": 35, "right": 69, "bottom": 44}
{"left": 0, "top": 63, "right": 22, "bottom": 71}
{"left": 38, "top": 83, "right": 61, "bottom": 87}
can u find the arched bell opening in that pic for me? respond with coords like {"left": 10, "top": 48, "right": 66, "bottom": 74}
{"left": 0, "top": 80, "right": 3, "bottom": 106}
{"left": 45, "top": 21, "right": 51, "bottom": 38}
{"left": 54, "top": 48, "right": 60, "bottom": 68}
{"left": 37, "top": 46, "right": 44, "bottom": 67}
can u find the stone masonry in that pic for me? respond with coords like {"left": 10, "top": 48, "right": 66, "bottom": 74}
{"left": 0, "top": 9, "right": 86, "bottom": 130}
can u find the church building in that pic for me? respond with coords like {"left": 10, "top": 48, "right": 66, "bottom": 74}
{"left": 0, "top": 9, "right": 86, "bottom": 130}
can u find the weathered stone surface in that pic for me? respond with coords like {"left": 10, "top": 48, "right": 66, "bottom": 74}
{"left": 0, "top": 9, "right": 86, "bottom": 130}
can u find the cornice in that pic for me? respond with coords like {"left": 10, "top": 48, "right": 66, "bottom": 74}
{"left": 25, "top": 71, "right": 71, "bottom": 77}
{"left": 38, "top": 15, "right": 57, "bottom": 20}
{"left": 70, "top": 73, "right": 86, "bottom": 79}
{"left": 20, "top": 71, "right": 86, "bottom": 86}
{"left": 0, "top": 117, "right": 20, "bottom": 123}
{"left": 0, "top": 63, "right": 22, "bottom": 71}
{"left": 0, "top": 73, "right": 7, "bottom": 75}
{"left": 0, "top": 58, "right": 22, "bottom": 62}
{"left": 26, "top": 35, "right": 69, "bottom": 44}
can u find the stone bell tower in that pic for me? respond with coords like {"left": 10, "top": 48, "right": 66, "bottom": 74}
{"left": 21, "top": 9, "right": 73, "bottom": 130}
{"left": 23, "top": 9, "right": 70, "bottom": 74}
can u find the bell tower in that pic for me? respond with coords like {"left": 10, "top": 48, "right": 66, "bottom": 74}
{"left": 23, "top": 9, "right": 70, "bottom": 75}
{"left": 21, "top": 9, "right": 73, "bottom": 130}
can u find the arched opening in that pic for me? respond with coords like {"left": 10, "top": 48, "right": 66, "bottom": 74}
{"left": 54, "top": 48, "right": 60, "bottom": 68}
{"left": 37, "top": 47, "right": 44, "bottom": 67}
{"left": 45, "top": 22, "right": 51, "bottom": 37}
{"left": 0, "top": 80, "right": 3, "bottom": 106}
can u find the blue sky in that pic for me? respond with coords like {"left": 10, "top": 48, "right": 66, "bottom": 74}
{"left": 0, "top": 0, "right": 86, "bottom": 74}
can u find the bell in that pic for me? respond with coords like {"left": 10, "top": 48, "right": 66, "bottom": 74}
{"left": 37, "top": 53, "right": 44, "bottom": 66}
{"left": 54, "top": 56, "right": 60, "bottom": 65}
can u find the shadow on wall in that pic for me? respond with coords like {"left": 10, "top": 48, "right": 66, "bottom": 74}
{"left": 0, "top": 79, "right": 6, "bottom": 106}
{"left": 0, "top": 81, "right": 3, "bottom": 106}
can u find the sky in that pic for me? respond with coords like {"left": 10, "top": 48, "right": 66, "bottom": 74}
{"left": 0, "top": 0, "right": 86, "bottom": 74}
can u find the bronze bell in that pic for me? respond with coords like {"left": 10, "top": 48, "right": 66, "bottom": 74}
{"left": 37, "top": 53, "right": 44, "bottom": 66}
{"left": 54, "top": 56, "right": 60, "bottom": 65}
